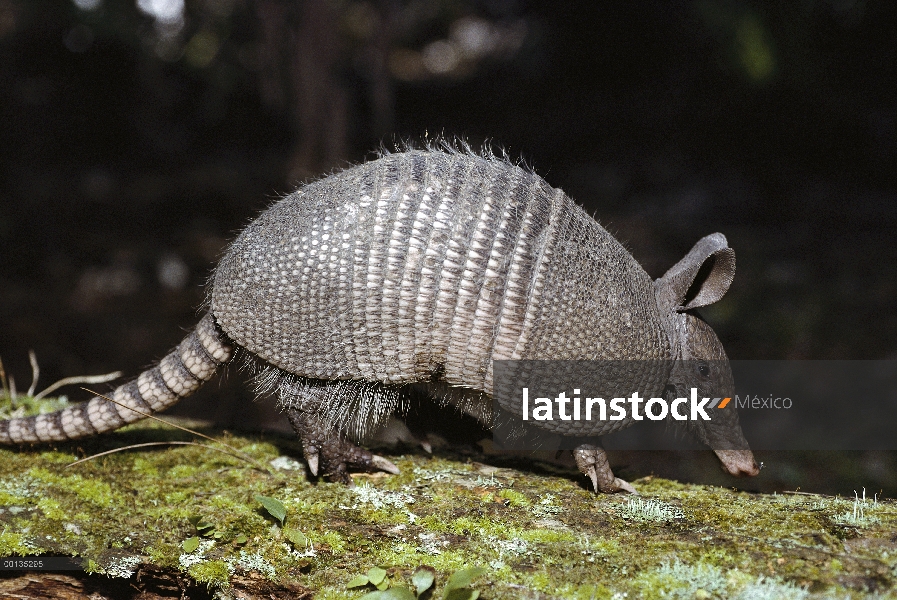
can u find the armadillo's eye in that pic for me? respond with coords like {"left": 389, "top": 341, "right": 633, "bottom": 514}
{"left": 697, "top": 361, "right": 710, "bottom": 377}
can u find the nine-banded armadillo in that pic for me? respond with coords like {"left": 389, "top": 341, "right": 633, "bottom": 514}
{"left": 0, "top": 147, "right": 759, "bottom": 493}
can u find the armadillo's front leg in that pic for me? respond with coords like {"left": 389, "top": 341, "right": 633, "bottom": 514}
{"left": 286, "top": 408, "right": 399, "bottom": 485}
{"left": 572, "top": 442, "right": 638, "bottom": 494}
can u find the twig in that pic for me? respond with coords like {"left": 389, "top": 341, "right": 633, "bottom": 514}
{"left": 8, "top": 375, "right": 15, "bottom": 401}
{"left": 781, "top": 491, "right": 840, "bottom": 498}
{"left": 66, "top": 441, "right": 262, "bottom": 469}
{"left": 80, "top": 387, "right": 272, "bottom": 474}
{"left": 27, "top": 350, "right": 40, "bottom": 397}
{"left": 34, "top": 371, "right": 123, "bottom": 400}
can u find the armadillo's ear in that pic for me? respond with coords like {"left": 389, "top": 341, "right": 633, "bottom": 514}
{"left": 655, "top": 233, "right": 735, "bottom": 312}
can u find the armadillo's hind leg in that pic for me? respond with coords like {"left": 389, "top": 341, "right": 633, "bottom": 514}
{"left": 286, "top": 408, "right": 399, "bottom": 485}
{"left": 572, "top": 441, "right": 638, "bottom": 494}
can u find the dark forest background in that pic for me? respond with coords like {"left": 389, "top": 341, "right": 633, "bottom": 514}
{"left": 0, "top": 0, "right": 895, "bottom": 494}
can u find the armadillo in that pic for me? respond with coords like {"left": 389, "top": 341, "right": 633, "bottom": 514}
{"left": 0, "top": 148, "right": 759, "bottom": 493}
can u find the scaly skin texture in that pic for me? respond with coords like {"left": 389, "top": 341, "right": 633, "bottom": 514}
{"left": 0, "top": 148, "right": 758, "bottom": 491}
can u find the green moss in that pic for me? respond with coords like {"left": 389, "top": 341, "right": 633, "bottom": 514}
{"left": 0, "top": 529, "right": 38, "bottom": 555}
{"left": 188, "top": 559, "right": 232, "bottom": 587}
{"left": 309, "top": 530, "right": 346, "bottom": 555}
{"left": 392, "top": 550, "right": 475, "bottom": 573}
{"left": 0, "top": 395, "right": 71, "bottom": 420}
{"left": 28, "top": 467, "right": 115, "bottom": 507}
{"left": 167, "top": 464, "right": 202, "bottom": 479}
{"left": 588, "top": 537, "right": 622, "bottom": 557}
{"left": 130, "top": 457, "right": 159, "bottom": 477}
{"left": 518, "top": 528, "right": 576, "bottom": 544}
{"left": 567, "top": 583, "right": 614, "bottom": 599}
{"left": 146, "top": 542, "right": 182, "bottom": 569}
{"left": 497, "top": 488, "right": 529, "bottom": 507}
{"left": 36, "top": 497, "right": 66, "bottom": 520}
{"left": 450, "top": 516, "right": 510, "bottom": 537}
{"left": 1, "top": 398, "right": 896, "bottom": 597}
{"left": 0, "top": 492, "right": 26, "bottom": 505}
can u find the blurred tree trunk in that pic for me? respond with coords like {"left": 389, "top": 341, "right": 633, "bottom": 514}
{"left": 254, "top": 0, "right": 397, "bottom": 179}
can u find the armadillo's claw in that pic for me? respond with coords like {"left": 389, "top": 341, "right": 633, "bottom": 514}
{"left": 371, "top": 454, "right": 401, "bottom": 474}
{"left": 306, "top": 451, "right": 319, "bottom": 477}
{"left": 583, "top": 465, "right": 638, "bottom": 494}
{"left": 585, "top": 465, "right": 600, "bottom": 494}
{"left": 612, "top": 477, "right": 639, "bottom": 495}
{"left": 286, "top": 407, "right": 399, "bottom": 485}
{"left": 573, "top": 442, "right": 637, "bottom": 494}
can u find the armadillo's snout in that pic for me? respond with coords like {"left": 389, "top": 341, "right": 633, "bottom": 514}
{"left": 714, "top": 449, "right": 760, "bottom": 478}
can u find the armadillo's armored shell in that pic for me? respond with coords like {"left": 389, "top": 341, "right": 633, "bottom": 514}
{"left": 211, "top": 150, "right": 672, "bottom": 422}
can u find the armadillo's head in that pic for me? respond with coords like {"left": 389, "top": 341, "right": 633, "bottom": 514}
{"left": 655, "top": 234, "right": 759, "bottom": 479}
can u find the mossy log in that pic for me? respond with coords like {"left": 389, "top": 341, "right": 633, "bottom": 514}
{"left": 1, "top": 398, "right": 895, "bottom": 599}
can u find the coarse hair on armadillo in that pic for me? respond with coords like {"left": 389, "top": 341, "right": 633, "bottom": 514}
{"left": 239, "top": 352, "right": 405, "bottom": 442}
{"left": 243, "top": 351, "right": 497, "bottom": 443}
{"left": 301, "top": 136, "right": 536, "bottom": 211}
{"left": 246, "top": 357, "right": 534, "bottom": 448}
{"left": 378, "top": 136, "right": 533, "bottom": 170}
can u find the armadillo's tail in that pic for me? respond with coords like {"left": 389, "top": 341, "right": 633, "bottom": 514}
{"left": 0, "top": 313, "right": 233, "bottom": 445}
